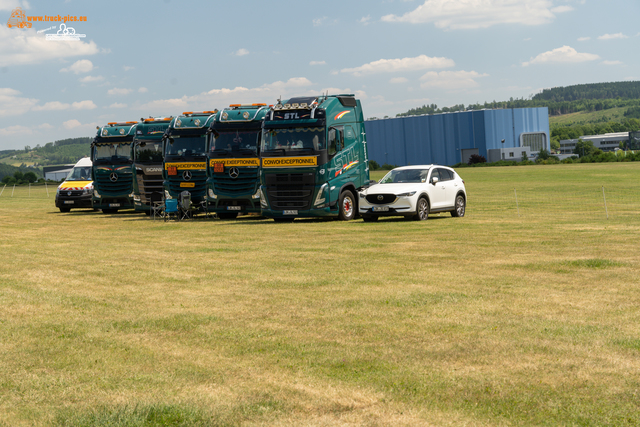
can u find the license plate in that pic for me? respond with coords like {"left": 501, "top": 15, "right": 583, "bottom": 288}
{"left": 283, "top": 210, "right": 298, "bottom": 215}
{"left": 373, "top": 206, "right": 389, "bottom": 212}
{"left": 180, "top": 182, "right": 195, "bottom": 188}
{"left": 109, "top": 203, "right": 120, "bottom": 207}
{"left": 227, "top": 206, "right": 241, "bottom": 211}
{"left": 214, "top": 163, "right": 224, "bottom": 173}
{"left": 64, "top": 200, "right": 74, "bottom": 204}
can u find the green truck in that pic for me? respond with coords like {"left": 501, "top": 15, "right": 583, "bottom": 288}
{"left": 163, "top": 111, "right": 217, "bottom": 210}
{"left": 206, "top": 104, "right": 268, "bottom": 219}
{"left": 91, "top": 121, "right": 138, "bottom": 213}
{"left": 132, "top": 117, "right": 172, "bottom": 214}
{"left": 259, "top": 94, "right": 370, "bottom": 221}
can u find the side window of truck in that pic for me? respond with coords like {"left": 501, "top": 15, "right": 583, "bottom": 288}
{"left": 328, "top": 127, "right": 343, "bottom": 156}
{"left": 344, "top": 125, "right": 356, "bottom": 147}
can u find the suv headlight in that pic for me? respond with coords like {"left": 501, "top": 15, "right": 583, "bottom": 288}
{"left": 398, "top": 191, "right": 416, "bottom": 197}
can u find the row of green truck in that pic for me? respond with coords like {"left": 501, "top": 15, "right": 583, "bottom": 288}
{"left": 90, "top": 94, "right": 370, "bottom": 221}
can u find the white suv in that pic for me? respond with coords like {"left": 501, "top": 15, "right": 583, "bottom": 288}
{"left": 358, "top": 165, "right": 466, "bottom": 221}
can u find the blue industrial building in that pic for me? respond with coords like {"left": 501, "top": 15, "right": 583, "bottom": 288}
{"left": 364, "top": 107, "right": 550, "bottom": 166}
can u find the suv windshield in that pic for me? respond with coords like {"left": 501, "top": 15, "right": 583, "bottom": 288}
{"left": 93, "top": 143, "right": 132, "bottom": 162}
{"left": 165, "top": 135, "right": 207, "bottom": 157}
{"left": 135, "top": 141, "right": 163, "bottom": 163}
{"left": 261, "top": 127, "right": 325, "bottom": 154}
{"left": 210, "top": 130, "right": 259, "bottom": 155}
{"left": 66, "top": 166, "right": 91, "bottom": 181}
{"left": 379, "top": 168, "right": 430, "bottom": 184}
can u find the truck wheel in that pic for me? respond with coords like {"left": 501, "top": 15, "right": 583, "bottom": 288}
{"left": 102, "top": 209, "right": 117, "bottom": 214}
{"left": 59, "top": 207, "right": 70, "bottom": 213}
{"left": 338, "top": 190, "right": 356, "bottom": 221}
{"left": 218, "top": 212, "right": 239, "bottom": 220}
{"left": 362, "top": 215, "right": 378, "bottom": 222}
{"left": 274, "top": 218, "right": 294, "bottom": 223}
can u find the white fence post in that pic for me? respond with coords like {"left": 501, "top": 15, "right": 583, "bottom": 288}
{"left": 514, "top": 188, "right": 520, "bottom": 217}
{"left": 602, "top": 186, "right": 609, "bottom": 220}
{"left": 11, "top": 184, "right": 16, "bottom": 197}
{"left": 0, "top": 184, "right": 5, "bottom": 196}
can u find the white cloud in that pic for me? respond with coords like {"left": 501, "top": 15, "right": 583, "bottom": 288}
{"left": 71, "top": 100, "right": 97, "bottom": 110}
{"left": 390, "top": 77, "right": 408, "bottom": 84}
{"left": 62, "top": 119, "right": 99, "bottom": 132}
{"left": 359, "top": 15, "right": 371, "bottom": 25}
{"left": 137, "top": 77, "right": 314, "bottom": 113}
{"left": 522, "top": 46, "right": 600, "bottom": 66}
{"left": 381, "top": 0, "right": 559, "bottom": 30}
{"left": 0, "top": 25, "right": 99, "bottom": 67}
{"left": 63, "top": 119, "right": 82, "bottom": 129}
{"left": 598, "top": 33, "right": 628, "bottom": 40}
{"left": 419, "top": 70, "right": 488, "bottom": 90}
{"left": 37, "top": 123, "right": 54, "bottom": 130}
{"left": 234, "top": 48, "right": 249, "bottom": 56}
{"left": 109, "top": 103, "right": 127, "bottom": 108}
{"left": 313, "top": 17, "right": 326, "bottom": 26}
{"left": 0, "top": 1, "right": 29, "bottom": 11}
{"left": 340, "top": 54, "right": 454, "bottom": 76}
{"left": 32, "top": 99, "right": 96, "bottom": 111}
{"left": 577, "top": 36, "right": 590, "bottom": 42}
{"left": 123, "top": 65, "right": 135, "bottom": 71}
{"left": 310, "top": 61, "right": 326, "bottom": 66}
{"left": 138, "top": 87, "right": 148, "bottom": 93}
{"left": 551, "top": 5, "right": 573, "bottom": 13}
{"left": 0, "top": 87, "right": 38, "bottom": 116}
{"left": 0, "top": 125, "right": 33, "bottom": 137}
{"left": 107, "top": 88, "right": 132, "bottom": 96}
{"left": 60, "top": 59, "right": 93, "bottom": 74}
{"left": 80, "top": 75, "right": 104, "bottom": 83}
{"left": 602, "top": 60, "right": 623, "bottom": 66}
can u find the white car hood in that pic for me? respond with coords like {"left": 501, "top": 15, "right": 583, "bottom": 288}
{"left": 364, "top": 183, "right": 425, "bottom": 195}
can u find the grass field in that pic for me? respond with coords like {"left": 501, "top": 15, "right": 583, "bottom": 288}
{"left": 548, "top": 107, "right": 628, "bottom": 126}
{"left": 1, "top": 163, "right": 640, "bottom": 426}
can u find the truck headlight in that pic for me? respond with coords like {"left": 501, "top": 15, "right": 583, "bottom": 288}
{"left": 314, "top": 183, "right": 328, "bottom": 208}
{"left": 164, "top": 190, "right": 172, "bottom": 200}
{"left": 260, "top": 188, "right": 267, "bottom": 209}
{"left": 252, "top": 189, "right": 261, "bottom": 199}
{"left": 94, "top": 189, "right": 101, "bottom": 198}
{"left": 208, "top": 188, "right": 216, "bottom": 199}
{"left": 133, "top": 194, "right": 141, "bottom": 202}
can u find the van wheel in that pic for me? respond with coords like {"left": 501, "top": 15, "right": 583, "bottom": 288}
{"left": 59, "top": 207, "right": 70, "bottom": 213}
{"left": 338, "top": 190, "right": 356, "bottom": 221}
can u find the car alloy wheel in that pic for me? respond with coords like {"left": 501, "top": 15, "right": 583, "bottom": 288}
{"left": 415, "top": 197, "right": 429, "bottom": 221}
{"left": 452, "top": 195, "right": 466, "bottom": 217}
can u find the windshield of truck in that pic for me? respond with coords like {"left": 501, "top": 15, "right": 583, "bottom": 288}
{"left": 66, "top": 166, "right": 92, "bottom": 181}
{"left": 93, "top": 143, "right": 132, "bottom": 163}
{"left": 210, "top": 130, "right": 259, "bottom": 155}
{"left": 379, "top": 168, "right": 430, "bottom": 184}
{"left": 165, "top": 135, "right": 207, "bottom": 157}
{"left": 135, "top": 141, "right": 163, "bottom": 163}
{"left": 261, "top": 127, "right": 325, "bottom": 154}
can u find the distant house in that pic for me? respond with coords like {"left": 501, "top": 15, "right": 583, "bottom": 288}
{"left": 559, "top": 132, "right": 628, "bottom": 155}
{"left": 43, "top": 165, "right": 74, "bottom": 181}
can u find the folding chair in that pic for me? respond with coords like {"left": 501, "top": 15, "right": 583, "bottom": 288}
{"left": 179, "top": 191, "right": 192, "bottom": 220}
{"left": 164, "top": 199, "right": 179, "bottom": 221}
{"left": 150, "top": 191, "right": 164, "bottom": 220}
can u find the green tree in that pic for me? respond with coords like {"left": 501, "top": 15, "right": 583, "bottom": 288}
{"left": 573, "top": 139, "right": 596, "bottom": 157}
{"left": 23, "top": 171, "right": 38, "bottom": 183}
{"left": 13, "top": 171, "right": 24, "bottom": 181}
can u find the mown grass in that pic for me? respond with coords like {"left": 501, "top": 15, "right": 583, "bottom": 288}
{"left": 1, "top": 163, "right": 640, "bottom": 426}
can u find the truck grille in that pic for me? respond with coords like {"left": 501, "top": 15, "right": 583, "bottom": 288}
{"left": 265, "top": 173, "right": 315, "bottom": 209}
{"left": 166, "top": 170, "right": 207, "bottom": 202}
{"left": 212, "top": 168, "right": 259, "bottom": 195}
{"left": 95, "top": 173, "right": 133, "bottom": 196}
{"left": 136, "top": 174, "right": 164, "bottom": 203}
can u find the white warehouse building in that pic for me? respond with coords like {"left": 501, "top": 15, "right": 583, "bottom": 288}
{"left": 559, "top": 132, "right": 629, "bottom": 155}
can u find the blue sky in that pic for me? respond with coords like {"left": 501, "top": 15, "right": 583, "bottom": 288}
{"left": 1, "top": 0, "right": 638, "bottom": 150}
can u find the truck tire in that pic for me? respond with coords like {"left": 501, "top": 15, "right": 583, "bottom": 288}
{"left": 102, "top": 209, "right": 117, "bottom": 214}
{"left": 338, "top": 190, "right": 356, "bottom": 221}
{"left": 274, "top": 217, "right": 294, "bottom": 223}
{"left": 59, "top": 207, "right": 70, "bottom": 213}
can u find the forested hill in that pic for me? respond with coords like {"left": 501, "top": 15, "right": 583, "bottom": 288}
{"left": 0, "top": 137, "right": 92, "bottom": 168}
{"left": 533, "top": 81, "right": 640, "bottom": 102}
{"left": 396, "top": 81, "right": 640, "bottom": 117}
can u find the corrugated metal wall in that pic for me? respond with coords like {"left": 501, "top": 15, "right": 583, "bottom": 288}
{"left": 365, "top": 107, "right": 549, "bottom": 166}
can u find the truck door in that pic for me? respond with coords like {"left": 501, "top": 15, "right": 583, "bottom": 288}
{"left": 327, "top": 126, "right": 343, "bottom": 203}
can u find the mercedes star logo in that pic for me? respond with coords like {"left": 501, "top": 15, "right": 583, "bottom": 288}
{"left": 67, "top": 191, "right": 72, "bottom": 196}
{"left": 229, "top": 167, "right": 240, "bottom": 179}
{"left": 109, "top": 172, "right": 118, "bottom": 182}
{"left": 377, "top": 195, "right": 383, "bottom": 201}
{"left": 183, "top": 170, "right": 192, "bottom": 181}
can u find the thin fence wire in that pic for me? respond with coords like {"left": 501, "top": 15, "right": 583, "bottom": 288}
{"left": 2, "top": 184, "right": 640, "bottom": 221}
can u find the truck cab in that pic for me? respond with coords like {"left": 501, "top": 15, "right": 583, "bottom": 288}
{"left": 206, "top": 104, "right": 267, "bottom": 219}
{"left": 133, "top": 117, "right": 172, "bottom": 214}
{"left": 259, "top": 94, "right": 370, "bottom": 221}
{"left": 163, "top": 111, "right": 217, "bottom": 210}
{"left": 91, "top": 121, "right": 137, "bottom": 213}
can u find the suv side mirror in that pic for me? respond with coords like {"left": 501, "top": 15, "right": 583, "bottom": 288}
{"left": 431, "top": 176, "right": 439, "bottom": 185}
